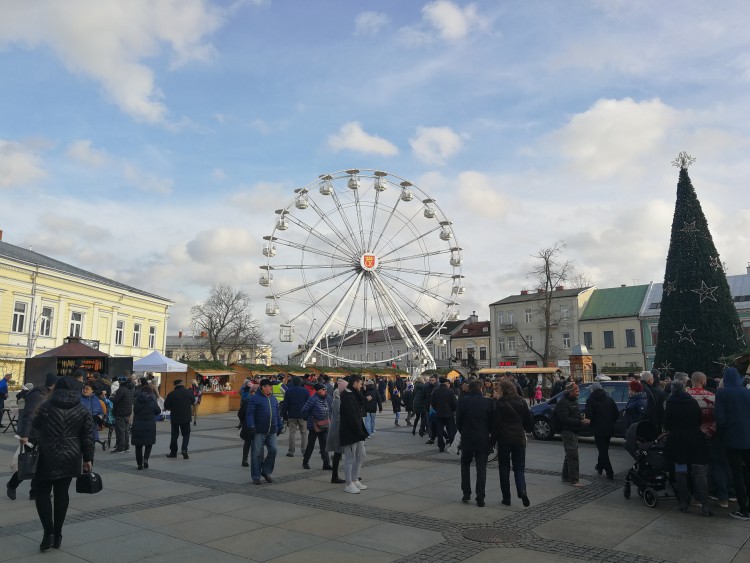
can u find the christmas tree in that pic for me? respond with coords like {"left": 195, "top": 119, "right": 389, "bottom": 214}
{"left": 653, "top": 152, "right": 743, "bottom": 376}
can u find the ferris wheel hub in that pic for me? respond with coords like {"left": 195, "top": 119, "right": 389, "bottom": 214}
{"left": 360, "top": 253, "right": 378, "bottom": 271}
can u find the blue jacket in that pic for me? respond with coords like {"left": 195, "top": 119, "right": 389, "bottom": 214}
{"left": 300, "top": 394, "right": 330, "bottom": 431}
{"left": 283, "top": 385, "right": 310, "bottom": 419}
{"left": 0, "top": 378, "right": 8, "bottom": 399}
{"left": 625, "top": 391, "right": 649, "bottom": 428}
{"left": 245, "top": 391, "right": 283, "bottom": 435}
{"left": 715, "top": 368, "right": 750, "bottom": 449}
{"left": 80, "top": 393, "right": 104, "bottom": 441}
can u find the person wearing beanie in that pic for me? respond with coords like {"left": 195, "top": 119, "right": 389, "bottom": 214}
{"left": 300, "top": 383, "right": 332, "bottom": 470}
{"left": 245, "top": 378, "right": 283, "bottom": 485}
{"left": 585, "top": 382, "right": 619, "bottom": 480}
{"left": 625, "top": 380, "right": 649, "bottom": 428}
{"left": 282, "top": 376, "right": 310, "bottom": 458}
{"left": 6, "top": 373, "right": 59, "bottom": 501}
{"left": 552, "top": 380, "right": 589, "bottom": 487}
{"left": 164, "top": 379, "right": 194, "bottom": 459}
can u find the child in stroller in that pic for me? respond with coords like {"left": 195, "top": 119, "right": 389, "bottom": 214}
{"left": 623, "top": 420, "right": 677, "bottom": 508}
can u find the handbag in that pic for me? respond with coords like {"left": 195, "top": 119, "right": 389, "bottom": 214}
{"left": 313, "top": 418, "right": 330, "bottom": 432}
{"left": 17, "top": 444, "right": 39, "bottom": 480}
{"left": 76, "top": 471, "right": 103, "bottom": 494}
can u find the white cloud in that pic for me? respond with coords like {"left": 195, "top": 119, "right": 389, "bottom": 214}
{"left": 422, "top": 1, "right": 489, "bottom": 41}
{"left": 123, "top": 164, "right": 173, "bottom": 195}
{"left": 0, "top": 140, "right": 47, "bottom": 188}
{"left": 66, "top": 140, "right": 111, "bottom": 167}
{"left": 410, "top": 126, "right": 465, "bottom": 164}
{"left": 0, "top": 0, "right": 223, "bottom": 123}
{"left": 550, "top": 97, "right": 678, "bottom": 180}
{"left": 456, "top": 171, "right": 514, "bottom": 219}
{"left": 327, "top": 122, "right": 398, "bottom": 156}
{"left": 186, "top": 227, "right": 258, "bottom": 263}
{"left": 212, "top": 168, "right": 226, "bottom": 181}
{"left": 355, "top": 11, "right": 389, "bottom": 36}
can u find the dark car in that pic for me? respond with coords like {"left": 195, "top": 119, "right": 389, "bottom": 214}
{"left": 530, "top": 381, "right": 629, "bottom": 440}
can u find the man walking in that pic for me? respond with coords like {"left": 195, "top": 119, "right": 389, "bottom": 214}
{"left": 431, "top": 377, "right": 458, "bottom": 452}
{"left": 300, "top": 383, "right": 332, "bottom": 470}
{"left": 585, "top": 382, "right": 619, "bottom": 480}
{"left": 283, "top": 376, "right": 309, "bottom": 458}
{"left": 554, "top": 381, "right": 589, "bottom": 487}
{"left": 164, "top": 379, "right": 194, "bottom": 459}
{"left": 245, "top": 378, "right": 283, "bottom": 485}
{"left": 456, "top": 380, "right": 493, "bottom": 507}
{"left": 110, "top": 375, "right": 135, "bottom": 453}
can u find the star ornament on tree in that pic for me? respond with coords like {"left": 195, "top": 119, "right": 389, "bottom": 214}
{"left": 664, "top": 280, "right": 677, "bottom": 296}
{"left": 672, "top": 151, "right": 696, "bottom": 169}
{"left": 658, "top": 361, "right": 673, "bottom": 375}
{"left": 691, "top": 280, "right": 719, "bottom": 303}
{"left": 676, "top": 325, "right": 696, "bottom": 344}
{"left": 709, "top": 256, "right": 723, "bottom": 271}
{"left": 680, "top": 221, "right": 699, "bottom": 233}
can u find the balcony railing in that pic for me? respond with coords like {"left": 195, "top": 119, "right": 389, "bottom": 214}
{"left": 498, "top": 323, "right": 516, "bottom": 331}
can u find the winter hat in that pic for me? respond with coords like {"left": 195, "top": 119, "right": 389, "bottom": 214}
{"left": 629, "top": 380, "right": 643, "bottom": 393}
{"left": 259, "top": 378, "right": 272, "bottom": 387}
{"left": 439, "top": 377, "right": 449, "bottom": 384}
{"left": 173, "top": 379, "right": 184, "bottom": 386}
{"left": 45, "top": 373, "right": 59, "bottom": 387}
{"left": 337, "top": 378, "right": 348, "bottom": 391}
{"left": 55, "top": 376, "right": 77, "bottom": 390}
{"left": 590, "top": 382, "right": 602, "bottom": 391}
{"left": 314, "top": 383, "right": 326, "bottom": 391}
{"left": 564, "top": 381, "right": 578, "bottom": 394}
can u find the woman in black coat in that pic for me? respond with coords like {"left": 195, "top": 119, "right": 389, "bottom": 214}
{"left": 339, "top": 376, "right": 368, "bottom": 493}
{"left": 131, "top": 380, "right": 161, "bottom": 470}
{"left": 584, "top": 383, "right": 620, "bottom": 480}
{"left": 664, "top": 380, "right": 711, "bottom": 515}
{"left": 31, "top": 376, "right": 95, "bottom": 551}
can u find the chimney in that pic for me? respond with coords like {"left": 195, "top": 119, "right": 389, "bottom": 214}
{"left": 520, "top": 289, "right": 528, "bottom": 295}
{"left": 178, "top": 330, "right": 183, "bottom": 338}
{"left": 537, "top": 288, "right": 544, "bottom": 294}
{"left": 621, "top": 284, "right": 626, "bottom": 288}
{"left": 556, "top": 285, "right": 564, "bottom": 291}
{"left": 0, "top": 229, "right": 3, "bottom": 241}
{"left": 200, "top": 331, "right": 207, "bottom": 338}
{"left": 747, "top": 262, "right": 750, "bottom": 275}
{"left": 468, "top": 311, "right": 478, "bottom": 323}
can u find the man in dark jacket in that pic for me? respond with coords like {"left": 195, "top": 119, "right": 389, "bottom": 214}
{"left": 300, "top": 384, "right": 332, "bottom": 470}
{"left": 6, "top": 373, "right": 57, "bottom": 500}
{"left": 641, "top": 371, "right": 665, "bottom": 430}
{"left": 585, "top": 382, "right": 619, "bottom": 480}
{"left": 283, "top": 376, "right": 310, "bottom": 457}
{"left": 553, "top": 382, "right": 589, "bottom": 486}
{"left": 455, "top": 380, "right": 493, "bottom": 507}
{"left": 245, "top": 379, "right": 283, "bottom": 485}
{"left": 164, "top": 379, "right": 194, "bottom": 459}
{"left": 551, "top": 374, "right": 566, "bottom": 397}
{"left": 431, "top": 377, "right": 458, "bottom": 452}
{"left": 422, "top": 375, "right": 437, "bottom": 440}
{"left": 110, "top": 376, "right": 135, "bottom": 453}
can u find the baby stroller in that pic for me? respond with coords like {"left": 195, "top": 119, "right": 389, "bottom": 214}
{"left": 623, "top": 420, "right": 677, "bottom": 508}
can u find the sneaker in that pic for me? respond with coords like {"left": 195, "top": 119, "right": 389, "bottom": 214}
{"left": 690, "top": 499, "right": 703, "bottom": 507}
{"left": 344, "top": 483, "right": 361, "bottom": 494}
{"left": 252, "top": 480, "right": 261, "bottom": 485}
{"left": 462, "top": 495, "right": 470, "bottom": 503}
{"left": 354, "top": 480, "right": 367, "bottom": 490}
{"left": 286, "top": 452, "right": 294, "bottom": 457}
{"left": 730, "top": 511, "right": 750, "bottom": 521}
{"left": 501, "top": 498, "right": 511, "bottom": 506}
{"left": 729, "top": 496, "right": 737, "bottom": 502}
{"left": 261, "top": 473, "right": 273, "bottom": 483}
{"left": 708, "top": 495, "right": 719, "bottom": 501}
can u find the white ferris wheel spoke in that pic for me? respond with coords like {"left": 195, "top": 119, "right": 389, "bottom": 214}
{"left": 329, "top": 188, "right": 364, "bottom": 255}
{"left": 372, "top": 204, "right": 425, "bottom": 256}
{"left": 271, "top": 237, "right": 353, "bottom": 263}
{"left": 376, "top": 225, "right": 441, "bottom": 261}
{"left": 271, "top": 269, "right": 356, "bottom": 299}
{"left": 379, "top": 270, "right": 455, "bottom": 305}
{"left": 378, "top": 247, "right": 453, "bottom": 266}
{"left": 366, "top": 187, "right": 382, "bottom": 253}
{"left": 378, "top": 265, "right": 455, "bottom": 278}
{"left": 284, "top": 271, "right": 358, "bottom": 324}
{"left": 352, "top": 182, "right": 368, "bottom": 253}
{"left": 374, "top": 272, "right": 437, "bottom": 324}
{"left": 284, "top": 213, "right": 359, "bottom": 259}
{"left": 369, "top": 193, "right": 403, "bottom": 254}
{"left": 304, "top": 196, "right": 361, "bottom": 257}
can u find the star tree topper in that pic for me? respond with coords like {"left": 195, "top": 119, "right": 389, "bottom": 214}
{"left": 672, "top": 151, "right": 696, "bottom": 169}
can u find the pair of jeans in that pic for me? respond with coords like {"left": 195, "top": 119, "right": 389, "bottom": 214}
{"left": 251, "top": 432, "right": 278, "bottom": 481}
{"left": 169, "top": 422, "right": 191, "bottom": 453}
{"left": 498, "top": 443, "right": 527, "bottom": 500}
{"left": 436, "top": 416, "right": 456, "bottom": 451}
{"left": 460, "top": 447, "right": 488, "bottom": 501}
{"left": 343, "top": 440, "right": 366, "bottom": 483}
{"left": 708, "top": 437, "right": 733, "bottom": 501}
{"left": 364, "top": 413, "right": 376, "bottom": 436}
{"left": 33, "top": 477, "right": 72, "bottom": 536}
{"left": 594, "top": 436, "right": 614, "bottom": 476}
{"left": 726, "top": 448, "right": 750, "bottom": 513}
{"left": 114, "top": 416, "right": 129, "bottom": 450}
{"left": 286, "top": 418, "right": 308, "bottom": 454}
{"left": 561, "top": 431, "right": 580, "bottom": 483}
{"left": 303, "top": 430, "right": 330, "bottom": 466}
{"left": 394, "top": 412, "right": 400, "bottom": 424}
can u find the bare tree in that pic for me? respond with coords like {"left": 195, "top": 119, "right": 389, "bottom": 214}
{"left": 190, "top": 284, "right": 263, "bottom": 363}
{"left": 514, "top": 242, "right": 582, "bottom": 367}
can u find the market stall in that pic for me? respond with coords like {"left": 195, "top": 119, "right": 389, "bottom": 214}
{"left": 133, "top": 351, "right": 188, "bottom": 395}
{"left": 192, "top": 369, "right": 241, "bottom": 413}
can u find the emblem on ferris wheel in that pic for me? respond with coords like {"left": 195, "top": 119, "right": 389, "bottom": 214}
{"left": 260, "top": 169, "right": 464, "bottom": 372}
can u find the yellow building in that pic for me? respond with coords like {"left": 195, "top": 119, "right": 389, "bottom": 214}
{"left": 0, "top": 237, "right": 173, "bottom": 385}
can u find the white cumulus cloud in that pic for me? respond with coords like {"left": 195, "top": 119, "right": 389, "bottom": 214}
{"left": 328, "top": 122, "right": 398, "bottom": 156}
{"left": 355, "top": 11, "right": 389, "bottom": 36}
{"left": 456, "top": 171, "right": 514, "bottom": 219}
{"left": 0, "top": 140, "right": 47, "bottom": 188}
{"left": 66, "top": 140, "right": 111, "bottom": 167}
{"left": 186, "top": 227, "right": 258, "bottom": 263}
{"left": 0, "top": 0, "right": 223, "bottom": 123}
{"left": 410, "top": 126, "right": 465, "bottom": 164}
{"left": 422, "top": 1, "right": 489, "bottom": 41}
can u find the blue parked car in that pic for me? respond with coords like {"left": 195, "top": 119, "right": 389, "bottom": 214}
{"left": 530, "top": 381, "right": 630, "bottom": 440}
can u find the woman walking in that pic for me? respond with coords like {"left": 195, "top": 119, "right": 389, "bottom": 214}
{"left": 31, "top": 376, "right": 94, "bottom": 551}
{"left": 411, "top": 377, "right": 426, "bottom": 436}
{"left": 391, "top": 386, "right": 403, "bottom": 426}
{"left": 326, "top": 378, "right": 348, "bottom": 483}
{"left": 492, "top": 379, "right": 533, "bottom": 507}
{"left": 132, "top": 378, "right": 161, "bottom": 470}
{"left": 300, "top": 384, "right": 332, "bottom": 470}
{"left": 340, "top": 375, "right": 368, "bottom": 494}
{"left": 585, "top": 382, "right": 619, "bottom": 480}
{"left": 363, "top": 380, "right": 380, "bottom": 437}
{"left": 191, "top": 379, "right": 202, "bottom": 426}
{"left": 80, "top": 381, "right": 105, "bottom": 449}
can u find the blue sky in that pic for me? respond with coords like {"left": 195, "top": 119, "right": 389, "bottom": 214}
{"left": 2, "top": 0, "right": 749, "bottom": 359}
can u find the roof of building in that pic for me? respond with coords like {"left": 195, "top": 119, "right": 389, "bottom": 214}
{"left": 36, "top": 338, "right": 109, "bottom": 358}
{"left": 0, "top": 240, "right": 171, "bottom": 302}
{"left": 580, "top": 285, "right": 650, "bottom": 320}
{"left": 490, "top": 287, "right": 593, "bottom": 306}
{"left": 640, "top": 271, "right": 750, "bottom": 318}
{"left": 451, "top": 321, "right": 491, "bottom": 339}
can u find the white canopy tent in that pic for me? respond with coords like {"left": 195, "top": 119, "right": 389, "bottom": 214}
{"left": 133, "top": 351, "right": 188, "bottom": 373}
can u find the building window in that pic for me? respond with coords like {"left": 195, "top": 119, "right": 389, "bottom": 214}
{"left": 132, "top": 323, "right": 141, "bottom": 347}
{"left": 603, "top": 330, "right": 615, "bottom": 349}
{"left": 507, "top": 336, "right": 516, "bottom": 352}
{"left": 497, "top": 312, "right": 504, "bottom": 326}
{"left": 12, "top": 301, "right": 27, "bottom": 333}
{"left": 560, "top": 304, "right": 570, "bottom": 319}
{"left": 39, "top": 306, "right": 54, "bottom": 337}
{"left": 507, "top": 311, "right": 514, "bottom": 325}
{"left": 650, "top": 326, "right": 659, "bottom": 346}
{"left": 649, "top": 302, "right": 661, "bottom": 309}
{"left": 497, "top": 337, "right": 505, "bottom": 352}
{"left": 625, "top": 328, "right": 636, "bottom": 348}
{"left": 115, "top": 321, "right": 124, "bottom": 345}
{"left": 524, "top": 308, "right": 532, "bottom": 323}
{"left": 583, "top": 331, "right": 593, "bottom": 349}
{"left": 148, "top": 326, "right": 156, "bottom": 349}
{"left": 69, "top": 312, "right": 83, "bottom": 337}
{"left": 454, "top": 348, "right": 462, "bottom": 360}
{"left": 525, "top": 334, "right": 534, "bottom": 351}
{"left": 562, "top": 332, "right": 571, "bottom": 349}
{"left": 479, "top": 346, "right": 487, "bottom": 361}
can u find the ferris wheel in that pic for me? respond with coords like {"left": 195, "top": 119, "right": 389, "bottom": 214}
{"left": 261, "top": 169, "right": 464, "bottom": 370}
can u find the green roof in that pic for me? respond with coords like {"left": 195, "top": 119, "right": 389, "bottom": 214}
{"left": 580, "top": 285, "right": 649, "bottom": 320}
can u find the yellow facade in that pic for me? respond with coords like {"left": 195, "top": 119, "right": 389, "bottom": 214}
{"left": 0, "top": 242, "right": 172, "bottom": 386}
